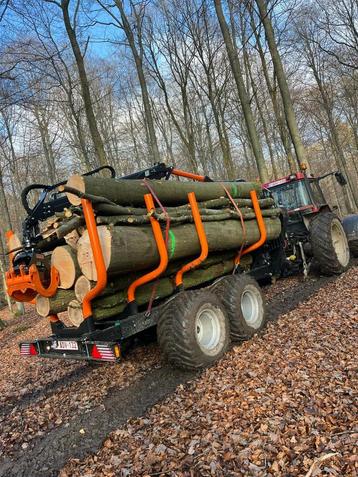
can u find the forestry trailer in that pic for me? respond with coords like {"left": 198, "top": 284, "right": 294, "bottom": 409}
{"left": 5, "top": 164, "right": 353, "bottom": 370}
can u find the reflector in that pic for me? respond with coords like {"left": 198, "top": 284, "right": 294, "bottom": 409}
{"left": 91, "top": 344, "right": 102, "bottom": 359}
{"left": 90, "top": 344, "right": 116, "bottom": 361}
{"left": 20, "top": 343, "right": 38, "bottom": 356}
{"left": 29, "top": 343, "right": 38, "bottom": 355}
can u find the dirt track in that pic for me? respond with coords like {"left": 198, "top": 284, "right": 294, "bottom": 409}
{"left": 0, "top": 270, "right": 355, "bottom": 477}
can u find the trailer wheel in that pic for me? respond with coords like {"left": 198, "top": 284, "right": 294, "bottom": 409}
{"left": 310, "top": 212, "right": 350, "bottom": 275}
{"left": 157, "top": 290, "right": 230, "bottom": 370}
{"left": 211, "top": 275, "right": 266, "bottom": 341}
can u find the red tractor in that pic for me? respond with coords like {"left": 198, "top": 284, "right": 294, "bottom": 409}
{"left": 264, "top": 169, "right": 357, "bottom": 276}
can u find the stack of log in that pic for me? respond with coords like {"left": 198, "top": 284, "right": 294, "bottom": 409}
{"left": 33, "top": 175, "right": 282, "bottom": 327}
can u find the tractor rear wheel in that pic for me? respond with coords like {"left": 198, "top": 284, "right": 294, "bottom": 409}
{"left": 310, "top": 212, "right": 350, "bottom": 275}
{"left": 211, "top": 275, "right": 266, "bottom": 341}
{"left": 157, "top": 290, "right": 230, "bottom": 370}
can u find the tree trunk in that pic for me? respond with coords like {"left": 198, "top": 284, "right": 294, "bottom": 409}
{"left": 0, "top": 237, "right": 12, "bottom": 317}
{"left": 305, "top": 43, "right": 358, "bottom": 210}
{"left": 114, "top": 0, "right": 160, "bottom": 164}
{"left": 214, "top": 0, "right": 269, "bottom": 182}
{"left": 249, "top": 9, "right": 296, "bottom": 172}
{"left": 60, "top": 0, "right": 107, "bottom": 167}
{"left": 33, "top": 106, "right": 57, "bottom": 183}
{"left": 242, "top": 41, "right": 278, "bottom": 179}
{"left": 255, "top": 0, "right": 307, "bottom": 169}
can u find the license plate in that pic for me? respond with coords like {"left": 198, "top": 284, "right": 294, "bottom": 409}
{"left": 54, "top": 340, "right": 79, "bottom": 351}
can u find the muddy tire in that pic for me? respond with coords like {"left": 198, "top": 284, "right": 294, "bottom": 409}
{"left": 157, "top": 290, "right": 230, "bottom": 370}
{"left": 211, "top": 275, "right": 266, "bottom": 341}
{"left": 310, "top": 212, "right": 350, "bottom": 275}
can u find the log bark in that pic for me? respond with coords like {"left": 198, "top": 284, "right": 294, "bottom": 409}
{"left": 74, "top": 252, "right": 241, "bottom": 303}
{"left": 68, "top": 259, "right": 235, "bottom": 324}
{"left": 36, "top": 289, "right": 76, "bottom": 317}
{"left": 77, "top": 217, "right": 281, "bottom": 280}
{"left": 95, "top": 207, "right": 281, "bottom": 226}
{"left": 55, "top": 216, "right": 84, "bottom": 240}
{"left": 65, "top": 175, "right": 262, "bottom": 206}
{"left": 51, "top": 245, "right": 81, "bottom": 289}
{"left": 94, "top": 197, "right": 275, "bottom": 216}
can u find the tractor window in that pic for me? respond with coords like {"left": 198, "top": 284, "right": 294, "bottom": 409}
{"left": 309, "top": 181, "right": 325, "bottom": 205}
{"left": 270, "top": 181, "right": 311, "bottom": 210}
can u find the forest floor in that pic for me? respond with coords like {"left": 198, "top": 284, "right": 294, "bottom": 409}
{"left": 0, "top": 266, "right": 356, "bottom": 477}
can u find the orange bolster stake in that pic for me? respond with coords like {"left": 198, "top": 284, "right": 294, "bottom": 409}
{"left": 235, "top": 190, "right": 267, "bottom": 265}
{"left": 175, "top": 192, "right": 208, "bottom": 288}
{"left": 81, "top": 199, "right": 107, "bottom": 319}
{"left": 127, "top": 194, "right": 168, "bottom": 304}
{"left": 171, "top": 168, "right": 206, "bottom": 182}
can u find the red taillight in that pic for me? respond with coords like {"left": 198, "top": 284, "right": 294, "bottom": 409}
{"left": 91, "top": 344, "right": 102, "bottom": 359}
{"left": 20, "top": 343, "right": 38, "bottom": 356}
{"left": 90, "top": 344, "right": 116, "bottom": 361}
{"left": 29, "top": 343, "right": 38, "bottom": 355}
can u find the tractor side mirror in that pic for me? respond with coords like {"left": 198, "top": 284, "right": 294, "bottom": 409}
{"left": 335, "top": 172, "right": 347, "bottom": 186}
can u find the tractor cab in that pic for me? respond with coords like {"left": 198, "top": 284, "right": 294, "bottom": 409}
{"left": 264, "top": 172, "right": 329, "bottom": 216}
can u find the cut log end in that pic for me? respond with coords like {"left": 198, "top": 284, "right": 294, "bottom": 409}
{"left": 36, "top": 295, "right": 50, "bottom": 317}
{"left": 35, "top": 289, "right": 75, "bottom": 317}
{"left": 77, "top": 226, "right": 112, "bottom": 281}
{"left": 75, "top": 275, "right": 92, "bottom": 302}
{"left": 51, "top": 245, "right": 80, "bottom": 289}
{"left": 67, "top": 300, "right": 84, "bottom": 327}
{"left": 66, "top": 175, "right": 85, "bottom": 206}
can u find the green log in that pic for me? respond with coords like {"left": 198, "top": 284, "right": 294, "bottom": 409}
{"left": 94, "top": 197, "right": 275, "bottom": 216}
{"left": 75, "top": 252, "right": 240, "bottom": 302}
{"left": 66, "top": 175, "right": 262, "bottom": 207}
{"left": 95, "top": 208, "right": 281, "bottom": 226}
{"left": 36, "top": 289, "right": 76, "bottom": 317}
{"left": 89, "top": 259, "right": 235, "bottom": 320}
{"left": 77, "top": 217, "right": 281, "bottom": 280}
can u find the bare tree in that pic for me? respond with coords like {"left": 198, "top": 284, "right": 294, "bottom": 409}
{"left": 45, "top": 0, "right": 107, "bottom": 167}
{"left": 255, "top": 0, "right": 307, "bottom": 171}
{"left": 214, "top": 0, "right": 269, "bottom": 182}
{"left": 96, "top": 0, "right": 161, "bottom": 164}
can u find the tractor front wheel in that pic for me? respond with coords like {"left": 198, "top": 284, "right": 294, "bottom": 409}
{"left": 310, "top": 212, "right": 350, "bottom": 275}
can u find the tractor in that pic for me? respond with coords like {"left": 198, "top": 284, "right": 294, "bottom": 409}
{"left": 264, "top": 168, "right": 358, "bottom": 276}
